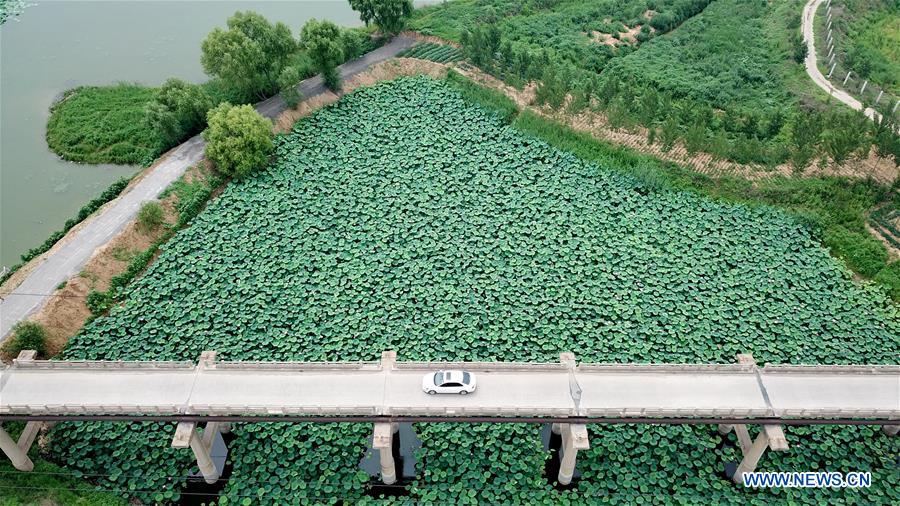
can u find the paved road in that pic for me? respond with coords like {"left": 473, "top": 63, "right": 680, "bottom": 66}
{"left": 802, "top": 0, "right": 881, "bottom": 122}
{"left": 2, "top": 353, "right": 897, "bottom": 421}
{"left": 0, "top": 36, "right": 415, "bottom": 340}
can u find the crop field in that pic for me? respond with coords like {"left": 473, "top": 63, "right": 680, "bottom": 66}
{"left": 398, "top": 42, "right": 463, "bottom": 63}
{"left": 52, "top": 77, "right": 899, "bottom": 503}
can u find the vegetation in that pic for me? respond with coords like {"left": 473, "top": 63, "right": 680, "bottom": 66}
{"left": 0, "top": 0, "right": 29, "bottom": 25}
{"left": 201, "top": 11, "right": 297, "bottom": 101}
{"left": 412, "top": 0, "right": 900, "bottom": 169}
{"left": 397, "top": 42, "right": 463, "bottom": 63}
{"left": 144, "top": 78, "right": 212, "bottom": 146}
{"left": 52, "top": 77, "right": 898, "bottom": 504}
{"left": 46, "top": 85, "right": 164, "bottom": 166}
{"left": 136, "top": 202, "right": 165, "bottom": 232}
{"left": 0, "top": 177, "right": 131, "bottom": 286}
{"left": 300, "top": 19, "right": 346, "bottom": 91}
{"left": 839, "top": 0, "right": 899, "bottom": 95}
{"left": 277, "top": 65, "right": 305, "bottom": 108}
{"left": 203, "top": 103, "right": 274, "bottom": 178}
{"left": 3, "top": 322, "right": 48, "bottom": 358}
{"left": 349, "top": 0, "right": 413, "bottom": 35}
{"left": 0, "top": 453, "right": 127, "bottom": 506}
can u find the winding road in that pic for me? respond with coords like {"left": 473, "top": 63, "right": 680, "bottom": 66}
{"left": 0, "top": 36, "right": 415, "bottom": 340}
{"left": 802, "top": 0, "right": 881, "bottom": 122}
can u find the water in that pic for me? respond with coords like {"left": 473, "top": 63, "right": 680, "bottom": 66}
{"left": 1, "top": 0, "right": 434, "bottom": 268}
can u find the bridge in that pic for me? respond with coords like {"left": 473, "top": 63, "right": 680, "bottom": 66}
{"left": 1, "top": 350, "right": 897, "bottom": 486}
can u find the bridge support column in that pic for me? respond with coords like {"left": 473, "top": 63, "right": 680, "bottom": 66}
{"left": 172, "top": 422, "right": 222, "bottom": 485}
{"left": 373, "top": 423, "right": 397, "bottom": 485}
{"left": 728, "top": 425, "right": 788, "bottom": 484}
{"left": 883, "top": 425, "right": 899, "bottom": 436}
{"left": 557, "top": 424, "right": 589, "bottom": 485}
{"left": 0, "top": 423, "right": 42, "bottom": 472}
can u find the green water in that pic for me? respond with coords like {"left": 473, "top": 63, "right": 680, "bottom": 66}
{"left": 1, "top": 0, "right": 431, "bottom": 268}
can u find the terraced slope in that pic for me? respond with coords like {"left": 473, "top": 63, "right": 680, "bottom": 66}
{"left": 54, "top": 77, "right": 899, "bottom": 504}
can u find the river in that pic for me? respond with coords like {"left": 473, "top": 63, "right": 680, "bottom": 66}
{"left": 0, "top": 0, "right": 435, "bottom": 268}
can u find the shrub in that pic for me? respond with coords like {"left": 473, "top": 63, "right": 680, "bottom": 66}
{"left": 824, "top": 226, "right": 889, "bottom": 278}
{"left": 4, "top": 322, "right": 48, "bottom": 358}
{"left": 203, "top": 103, "right": 274, "bottom": 178}
{"left": 137, "top": 202, "right": 165, "bottom": 232}
{"left": 873, "top": 261, "right": 900, "bottom": 301}
{"left": 144, "top": 78, "right": 212, "bottom": 145}
{"left": 278, "top": 65, "right": 305, "bottom": 108}
{"left": 86, "top": 291, "right": 114, "bottom": 317}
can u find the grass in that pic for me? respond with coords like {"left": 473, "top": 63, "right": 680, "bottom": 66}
{"left": 843, "top": 0, "right": 899, "bottom": 95}
{"left": 0, "top": 427, "right": 125, "bottom": 506}
{"left": 46, "top": 84, "right": 164, "bottom": 166}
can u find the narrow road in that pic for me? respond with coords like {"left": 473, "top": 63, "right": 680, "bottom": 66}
{"left": 0, "top": 36, "right": 415, "bottom": 340}
{"left": 802, "top": 0, "right": 881, "bottom": 122}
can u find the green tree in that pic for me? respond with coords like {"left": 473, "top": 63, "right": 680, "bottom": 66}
{"left": 4, "top": 322, "right": 48, "bottom": 358}
{"left": 203, "top": 103, "right": 274, "bottom": 179}
{"left": 145, "top": 78, "right": 212, "bottom": 145}
{"left": 201, "top": 11, "right": 297, "bottom": 100}
{"left": 301, "top": 19, "right": 345, "bottom": 91}
{"left": 278, "top": 66, "right": 305, "bottom": 108}
{"left": 349, "top": 0, "right": 413, "bottom": 35}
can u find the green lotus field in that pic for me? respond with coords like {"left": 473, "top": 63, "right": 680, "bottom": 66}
{"left": 53, "top": 77, "right": 898, "bottom": 503}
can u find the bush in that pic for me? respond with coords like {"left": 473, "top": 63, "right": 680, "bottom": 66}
{"left": 278, "top": 65, "right": 305, "bottom": 108}
{"left": 86, "top": 291, "right": 114, "bottom": 317}
{"left": 137, "top": 202, "right": 165, "bottom": 232}
{"left": 203, "top": 103, "right": 274, "bottom": 178}
{"left": 144, "top": 78, "right": 212, "bottom": 145}
{"left": 873, "top": 261, "right": 900, "bottom": 301}
{"left": 4, "top": 322, "right": 48, "bottom": 358}
{"left": 824, "top": 226, "right": 889, "bottom": 278}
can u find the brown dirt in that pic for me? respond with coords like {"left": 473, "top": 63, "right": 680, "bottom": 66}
{"left": 400, "top": 31, "right": 461, "bottom": 48}
{"left": 587, "top": 31, "right": 620, "bottom": 46}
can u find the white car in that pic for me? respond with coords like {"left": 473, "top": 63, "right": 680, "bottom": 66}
{"left": 422, "top": 370, "right": 476, "bottom": 395}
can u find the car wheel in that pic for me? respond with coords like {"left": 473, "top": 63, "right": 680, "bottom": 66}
{"left": 428, "top": 390, "right": 436, "bottom": 395}
{"left": 459, "top": 390, "right": 468, "bottom": 395}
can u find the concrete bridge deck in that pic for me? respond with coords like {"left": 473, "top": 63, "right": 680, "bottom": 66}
{"left": 2, "top": 352, "right": 897, "bottom": 422}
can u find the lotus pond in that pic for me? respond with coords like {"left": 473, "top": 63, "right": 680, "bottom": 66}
{"left": 53, "top": 77, "right": 899, "bottom": 504}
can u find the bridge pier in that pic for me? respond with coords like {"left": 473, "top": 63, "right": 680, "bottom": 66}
{"left": 556, "top": 424, "right": 589, "bottom": 485}
{"left": 372, "top": 423, "right": 399, "bottom": 484}
{"left": 171, "top": 421, "right": 225, "bottom": 484}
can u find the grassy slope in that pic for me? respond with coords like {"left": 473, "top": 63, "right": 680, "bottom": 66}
{"left": 844, "top": 0, "right": 899, "bottom": 94}
{"left": 46, "top": 84, "right": 163, "bottom": 166}
{"left": 46, "top": 77, "right": 899, "bottom": 504}
{"left": 607, "top": 0, "right": 790, "bottom": 113}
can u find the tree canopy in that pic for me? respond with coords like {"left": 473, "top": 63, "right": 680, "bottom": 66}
{"left": 202, "top": 103, "right": 274, "bottom": 179}
{"left": 144, "top": 78, "right": 212, "bottom": 145}
{"left": 201, "top": 11, "right": 297, "bottom": 100}
{"left": 349, "top": 0, "right": 413, "bottom": 35}
{"left": 301, "top": 19, "right": 345, "bottom": 91}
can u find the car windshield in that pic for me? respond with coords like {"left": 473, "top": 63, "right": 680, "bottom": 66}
{"left": 433, "top": 372, "right": 443, "bottom": 384}
{"left": 462, "top": 372, "right": 471, "bottom": 384}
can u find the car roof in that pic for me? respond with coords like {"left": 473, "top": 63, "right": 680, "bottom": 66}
{"left": 439, "top": 370, "right": 466, "bottom": 381}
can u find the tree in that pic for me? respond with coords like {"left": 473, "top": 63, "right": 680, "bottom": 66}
{"left": 278, "top": 65, "right": 305, "bottom": 108}
{"left": 301, "top": 19, "right": 345, "bottom": 91}
{"left": 145, "top": 78, "right": 212, "bottom": 145}
{"left": 349, "top": 0, "right": 413, "bottom": 35}
{"left": 203, "top": 103, "right": 274, "bottom": 178}
{"left": 201, "top": 11, "right": 297, "bottom": 100}
{"left": 4, "top": 322, "right": 48, "bottom": 358}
